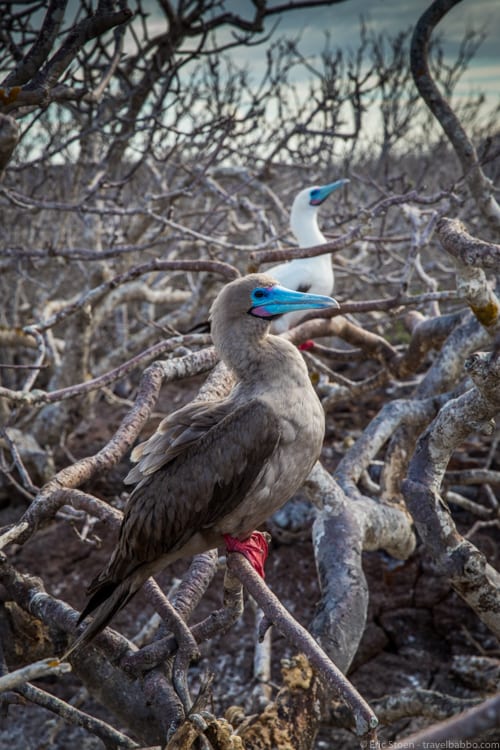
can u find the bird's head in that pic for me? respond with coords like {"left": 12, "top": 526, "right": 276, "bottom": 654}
{"left": 210, "top": 274, "right": 339, "bottom": 361}
{"left": 290, "top": 178, "right": 349, "bottom": 238}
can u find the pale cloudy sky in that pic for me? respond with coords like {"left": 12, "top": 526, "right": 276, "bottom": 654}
{"left": 225, "top": 0, "right": 497, "bottom": 55}
{"left": 54, "top": 1, "right": 497, "bottom": 113}
{"left": 217, "top": 0, "right": 499, "bottom": 100}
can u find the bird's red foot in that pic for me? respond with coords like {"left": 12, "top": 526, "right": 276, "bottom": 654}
{"left": 298, "top": 340, "right": 315, "bottom": 351}
{"left": 223, "top": 531, "right": 269, "bottom": 578}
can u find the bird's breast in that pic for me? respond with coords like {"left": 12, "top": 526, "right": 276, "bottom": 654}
{"left": 216, "top": 389, "right": 325, "bottom": 537}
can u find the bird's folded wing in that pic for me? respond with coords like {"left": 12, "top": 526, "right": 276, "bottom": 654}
{"left": 124, "top": 399, "right": 238, "bottom": 484}
{"left": 112, "top": 399, "right": 282, "bottom": 569}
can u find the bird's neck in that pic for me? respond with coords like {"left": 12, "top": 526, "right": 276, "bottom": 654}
{"left": 290, "top": 214, "right": 326, "bottom": 248}
{"left": 217, "top": 322, "right": 302, "bottom": 385}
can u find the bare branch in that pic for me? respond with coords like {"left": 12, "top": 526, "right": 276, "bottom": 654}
{"left": 403, "top": 351, "right": 500, "bottom": 638}
{"left": 438, "top": 216, "right": 500, "bottom": 270}
{"left": 410, "top": 0, "right": 500, "bottom": 228}
{"left": 400, "top": 693, "right": 500, "bottom": 748}
{"left": 0, "top": 113, "right": 19, "bottom": 173}
{"left": 437, "top": 217, "right": 500, "bottom": 333}
{"left": 3, "top": 0, "right": 68, "bottom": 88}
{"left": 0, "top": 6, "right": 133, "bottom": 115}
{"left": 0, "top": 657, "right": 71, "bottom": 692}
{"left": 15, "top": 682, "right": 139, "bottom": 749}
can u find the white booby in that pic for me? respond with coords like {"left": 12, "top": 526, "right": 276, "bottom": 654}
{"left": 268, "top": 178, "right": 349, "bottom": 333}
{"left": 65, "top": 273, "right": 338, "bottom": 654}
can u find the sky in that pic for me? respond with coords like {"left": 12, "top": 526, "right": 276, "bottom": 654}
{"left": 218, "top": 0, "right": 500, "bottom": 102}
{"left": 16, "top": 0, "right": 500, "bottom": 100}
{"left": 33, "top": 1, "right": 497, "bottom": 107}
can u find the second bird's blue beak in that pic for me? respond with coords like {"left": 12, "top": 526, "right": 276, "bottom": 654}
{"left": 309, "top": 178, "right": 349, "bottom": 206}
{"left": 250, "top": 284, "right": 339, "bottom": 318}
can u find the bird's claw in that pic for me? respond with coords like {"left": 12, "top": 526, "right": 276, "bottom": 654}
{"left": 224, "top": 531, "right": 269, "bottom": 578}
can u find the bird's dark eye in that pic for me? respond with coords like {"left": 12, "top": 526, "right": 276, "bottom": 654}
{"left": 254, "top": 289, "right": 265, "bottom": 299}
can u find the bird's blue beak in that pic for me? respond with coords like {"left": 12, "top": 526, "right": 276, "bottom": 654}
{"left": 249, "top": 284, "right": 339, "bottom": 319}
{"left": 309, "top": 178, "right": 349, "bottom": 206}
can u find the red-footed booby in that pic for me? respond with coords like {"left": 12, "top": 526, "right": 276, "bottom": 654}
{"left": 269, "top": 179, "right": 349, "bottom": 334}
{"left": 65, "top": 273, "right": 338, "bottom": 654}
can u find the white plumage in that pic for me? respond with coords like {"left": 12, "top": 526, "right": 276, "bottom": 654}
{"left": 269, "top": 179, "right": 349, "bottom": 333}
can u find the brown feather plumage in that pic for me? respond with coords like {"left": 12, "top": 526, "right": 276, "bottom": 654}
{"left": 64, "top": 274, "right": 332, "bottom": 657}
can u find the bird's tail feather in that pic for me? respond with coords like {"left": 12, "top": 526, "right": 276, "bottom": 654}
{"left": 62, "top": 576, "right": 139, "bottom": 660}
{"left": 78, "top": 580, "right": 120, "bottom": 624}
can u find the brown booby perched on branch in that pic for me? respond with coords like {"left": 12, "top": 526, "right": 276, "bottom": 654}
{"left": 65, "top": 273, "right": 338, "bottom": 655}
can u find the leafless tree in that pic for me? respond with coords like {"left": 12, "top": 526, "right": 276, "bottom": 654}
{"left": 0, "top": 0, "right": 499, "bottom": 748}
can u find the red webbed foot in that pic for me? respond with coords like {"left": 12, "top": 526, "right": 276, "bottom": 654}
{"left": 298, "top": 340, "right": 315, "bottom": 351}
{"left": 223, "top": 531, "right": 269, "bottom": 578}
